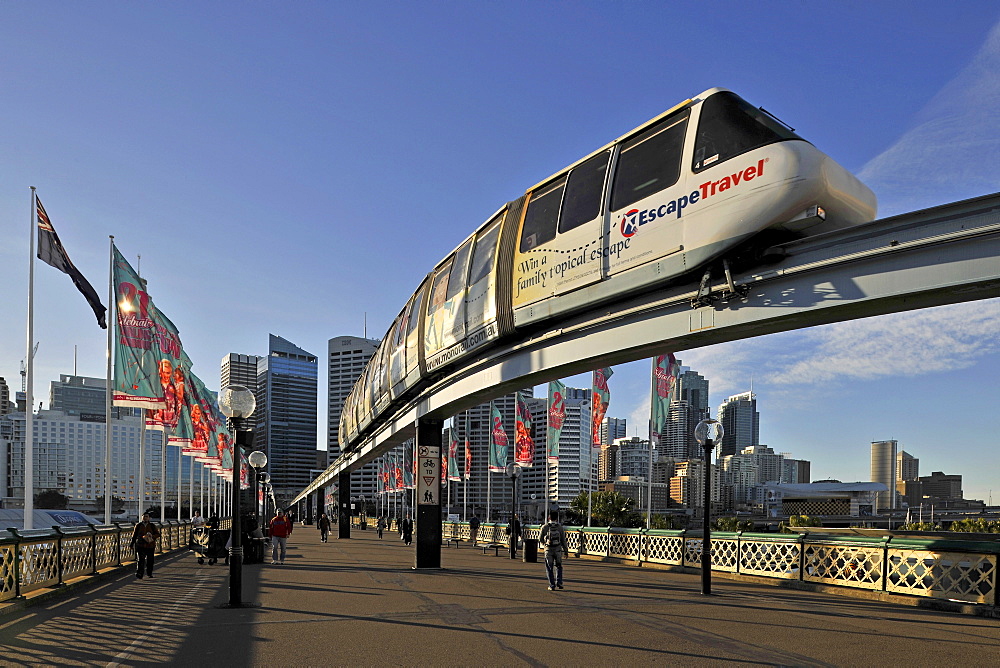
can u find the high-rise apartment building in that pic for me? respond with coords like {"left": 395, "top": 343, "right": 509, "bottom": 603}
{"left": 870, "top": 440, "right": 898, "bottom": 510}
{"left": 255, "top": 334, "right": 318, "bottom": 506}
{"left": 327, "top": 336, "right": 380, "bottom": 501}
{"left": 221, "top": 354, "right": 262, "bottom": 431}
{"left": 0, "top": 409, "right": 181, "bottom": 510}
{"left": 717, "top": 392, "right": 759, "bottom": 458}
{"left": 598, "top": 417, "right": 626, "bottom": 482}
{"left": 897, "top": 450, "right": 919, "bottom": 481}
{"left": 614, "top": 437, "right": 651, "bottom": 479}
{"left": 0, "top": 377, "right": 11, "bottom": 416}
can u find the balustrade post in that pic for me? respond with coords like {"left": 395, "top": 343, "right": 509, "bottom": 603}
{"left": 89, "top": 524, "right": 98, "bottom": 575}
{"left": 114, "top": 523, "right": 124, "bottom": 567}
{"left": 680, "top": 529, "right": 687, "bottom": 567}
{"left": 7, "top": 529, "right": 23, "bottom": 599}
{"left": 53, "top": 526, "right": 65, "bottom": 587}
{"left": 605, "top": 528, "right": 611, "bottom": 560}
{"left": 735, "top": 531, "right": 743, "bottom": 574}
{"left": 880, "top": 536, "right": 892, "bottom": 592}
{"left": 798, "top": 532, "right": 808, "bottom": 582}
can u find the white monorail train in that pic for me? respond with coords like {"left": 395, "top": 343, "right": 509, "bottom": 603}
{"left": 339, "top": 88, "right": 876, "bottom": 450}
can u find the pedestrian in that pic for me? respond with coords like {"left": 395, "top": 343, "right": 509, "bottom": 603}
{"left": 190, "top": 509, "right": 207, "bottom": 564}
{"left": 539, "top": 510, "right": 568, "bottom": 591}
{"left": 376, "top": 516, "right": 385, "bottom": 539}
{"left": 397, "top": 516, "right": 403, "bottom": 539}
{"left": 318, "top": 513, "right": 331, "bottom": 542}
{"left": 401, "top": 515, "right": 413, "bottom": 546}
{"left": 469, "top": 514, "right": 480, "bottom": 547}
{"left": 191, "top": 510, "right": 206, "bottom": 528}
{"left": 269, "top": 508, "right": 294, "bottom": 564}
{"left": 131, "top": 512, "right": 161, "bottom": 579}
{"left": 510, "top": 514, "right": 522, "bottom": 558}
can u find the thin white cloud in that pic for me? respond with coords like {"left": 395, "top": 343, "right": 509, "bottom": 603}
{"left": 859, "top": 21, "right": 1000, "bottom": 216}
{"left": 769, "top": 300, "right": 1000, "bottom": 386}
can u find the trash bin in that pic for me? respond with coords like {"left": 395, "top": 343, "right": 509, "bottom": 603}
{"left": 522, "top": 538, "right": 538, "bottom": 563}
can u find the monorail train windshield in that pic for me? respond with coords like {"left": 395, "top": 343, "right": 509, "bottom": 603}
{"left": 693, "top": 91, "right": 803, "bottom": 172}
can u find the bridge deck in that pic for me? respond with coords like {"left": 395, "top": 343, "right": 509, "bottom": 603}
{"left": 0, "top": 530, "right": 997, "bottom": 666}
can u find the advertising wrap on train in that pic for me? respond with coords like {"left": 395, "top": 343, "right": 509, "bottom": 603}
{"left": 513, "top": 158, "right": 767, "bottom": 307}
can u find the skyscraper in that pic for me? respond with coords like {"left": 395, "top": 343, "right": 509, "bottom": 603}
{"left": 221, "top": 354, "right": 262, "bottom": 431}
{"left": 897, "top": 450, "right": 919, "bottom": 481}
{"left": 327, "top": 336, "right": 380, "bottom": 501}
{"left": 870, "top": 440, "right": 897, "bottom": 510}
{"left": 255, "top": 335, "right": 318, "bottom": 506}
{"left": 717, "top": 392, "right": 759, "bottom": 458}
{"left": 676, "top": 365, "right": 710, "bottom": 457}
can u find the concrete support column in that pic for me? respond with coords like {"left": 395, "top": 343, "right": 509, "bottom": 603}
{"left": 338, "top": 471, "right": 351, "bottom": 539}
{"left": 415, "top": 418, "right": 443, "bottom": 569}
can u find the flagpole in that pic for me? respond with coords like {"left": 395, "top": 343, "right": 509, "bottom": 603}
{"left": 177, "top": 444, "right": 182, "bottom": 520}
{"left": 105, "top": 236, "right": 115, "bottom": 524}
{"left": 588, "top": 375, "right": 594, "bottom": 528}
{"left": 138, "top": 409, "right": 146, "bottom": 518}
{"left": 160, "top": 430, "right": 166, "bottom": 523}
{"left": 487, "top": 403, "right": 493, "bottom": 523}
{"left": 25, "top": 187, "right": 37, "bottom": 530}
{"left": 647, "top": 357, "right": 655, "bottom": 530}
{"left": 189, "top": 451, "right": 194, "bottom": 518}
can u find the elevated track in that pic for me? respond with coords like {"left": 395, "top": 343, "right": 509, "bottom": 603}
{"left": 294, "top": 192, "right": 1000, "bottom": 504}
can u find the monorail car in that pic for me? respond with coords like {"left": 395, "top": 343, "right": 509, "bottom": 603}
{"left": 339, "top": 88, "right": 876, "bottom": 450}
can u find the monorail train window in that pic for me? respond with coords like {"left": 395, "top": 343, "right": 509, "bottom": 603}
{"left": 468, "top": 220, "right": 501, "bottom": 286}
{"left": 611, "top": 111, "right": 689, "bottom": 212}
{"left": 693, "top": 92, "right": 802, "bottom": 172}
{"left": 428, "top": 261, "right": 452, "bottom": 312}
{"left": 519, "top": 176, "right": 567, "bottom": 252}
{"left": 406, "top": 290, "right": 423, "bottom": 335}
{"left": 559, "top": 150, "right": 610, "bottom": 233}
{"left": 447, "top": 239, "right": 474, "bottom": 301}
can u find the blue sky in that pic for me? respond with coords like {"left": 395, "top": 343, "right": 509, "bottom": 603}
{"left": 1, "top": 3, "right": 997, "bottom": 503}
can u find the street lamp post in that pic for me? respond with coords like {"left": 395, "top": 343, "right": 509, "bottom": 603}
{"left": 694, "top": 418, "right": 724, "bottom": 596}
{"left": 218, "top": 385, "right": 256, "bottom": 609}
{"left": 248, "top": 451, "right": 268, "bottom": 527}
{"left": 506, "top": 464, "right": 522, "bottom": 559}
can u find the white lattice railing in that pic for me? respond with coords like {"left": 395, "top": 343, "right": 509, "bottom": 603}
{"left": 441, "top": 522, "right": 999, "bottom": 607}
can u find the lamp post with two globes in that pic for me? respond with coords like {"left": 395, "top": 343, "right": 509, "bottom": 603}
{"left": 218, "top": 385, "right": 256, "bottom": 609}
{"left": 694, "top": 418, "right": 724, "bottom": 596}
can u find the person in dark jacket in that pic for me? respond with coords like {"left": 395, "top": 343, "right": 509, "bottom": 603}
{"left": 469, "top": 515, "right": 480, "bottom": 547}
{"left": 539, "top": 510, "right": 569, "bottom": 591}
{"left": 318, "top": 513, "right": 331, "bottom": 542}
{"left": 132, "top": 513, "right": 161, "bottom": 579}
{"left": 509, "top": 514, "right": 522, "bottom": 559}
{"left": 401, "top": 515, "right": 413, "bottom": 546}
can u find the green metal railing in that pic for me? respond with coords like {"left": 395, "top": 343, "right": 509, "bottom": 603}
{"left": 0, "top": 518, "right": 231, "bottom": 603}
{"left": 443, "top": 522, "right": 1000, "bottom": 606}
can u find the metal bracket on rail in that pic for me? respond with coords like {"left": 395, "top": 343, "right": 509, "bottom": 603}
{"left": 691, "top": 259, "right": 749, "bottom": 308}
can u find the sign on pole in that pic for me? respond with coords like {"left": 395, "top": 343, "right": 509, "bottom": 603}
{"left": 417, "top": 445, "right": 440, "bottom": 505}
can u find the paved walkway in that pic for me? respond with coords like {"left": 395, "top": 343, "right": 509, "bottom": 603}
{"left": 0, "top": 528, "right": 998, "bottom": 666}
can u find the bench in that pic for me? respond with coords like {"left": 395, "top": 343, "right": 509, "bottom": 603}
{"left": 445, "top": 538, "right": 461, "bottom": 548}
{"left": 483, "top": 543, "right": 503, "bottom": 556}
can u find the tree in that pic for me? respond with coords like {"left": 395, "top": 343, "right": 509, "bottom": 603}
{"left": 713, "top": 516, "right": 754, "bottom": 532}
{"left": 949, "top": 518, "right": 1000, "bottom": 533}
{"left": 779, "top": 514, "right": 823, "bottom": 533}
{"left": 35, "top": 489, "right": 69, "bottom": 509}
{"left": 648, "top": 513, "right": 682, "bottom": 530}
{"left": 570, "top": 491, "right": 643, "bottom": 528}
{"left": 95, "top": 495, "right": 126, "bottom": 513}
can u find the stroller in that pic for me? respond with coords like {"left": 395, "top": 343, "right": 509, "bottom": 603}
{"left": 190, "top": 526, "right": 211, "bottom": 564}
{"left": 203, "top": 527, "right": 231, "bottom": 565}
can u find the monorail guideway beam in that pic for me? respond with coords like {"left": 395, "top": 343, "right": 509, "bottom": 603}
{"left": 294, "top": 193, "right": 1000, "bottom": 503}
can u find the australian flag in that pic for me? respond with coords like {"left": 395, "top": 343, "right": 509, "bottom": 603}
{"left": 36, "top": 196, "right": 107, "bottom": 328}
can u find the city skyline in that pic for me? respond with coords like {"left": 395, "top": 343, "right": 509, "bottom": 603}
{"left": 1, "top": 6, "right": 997, "bottom": 502}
